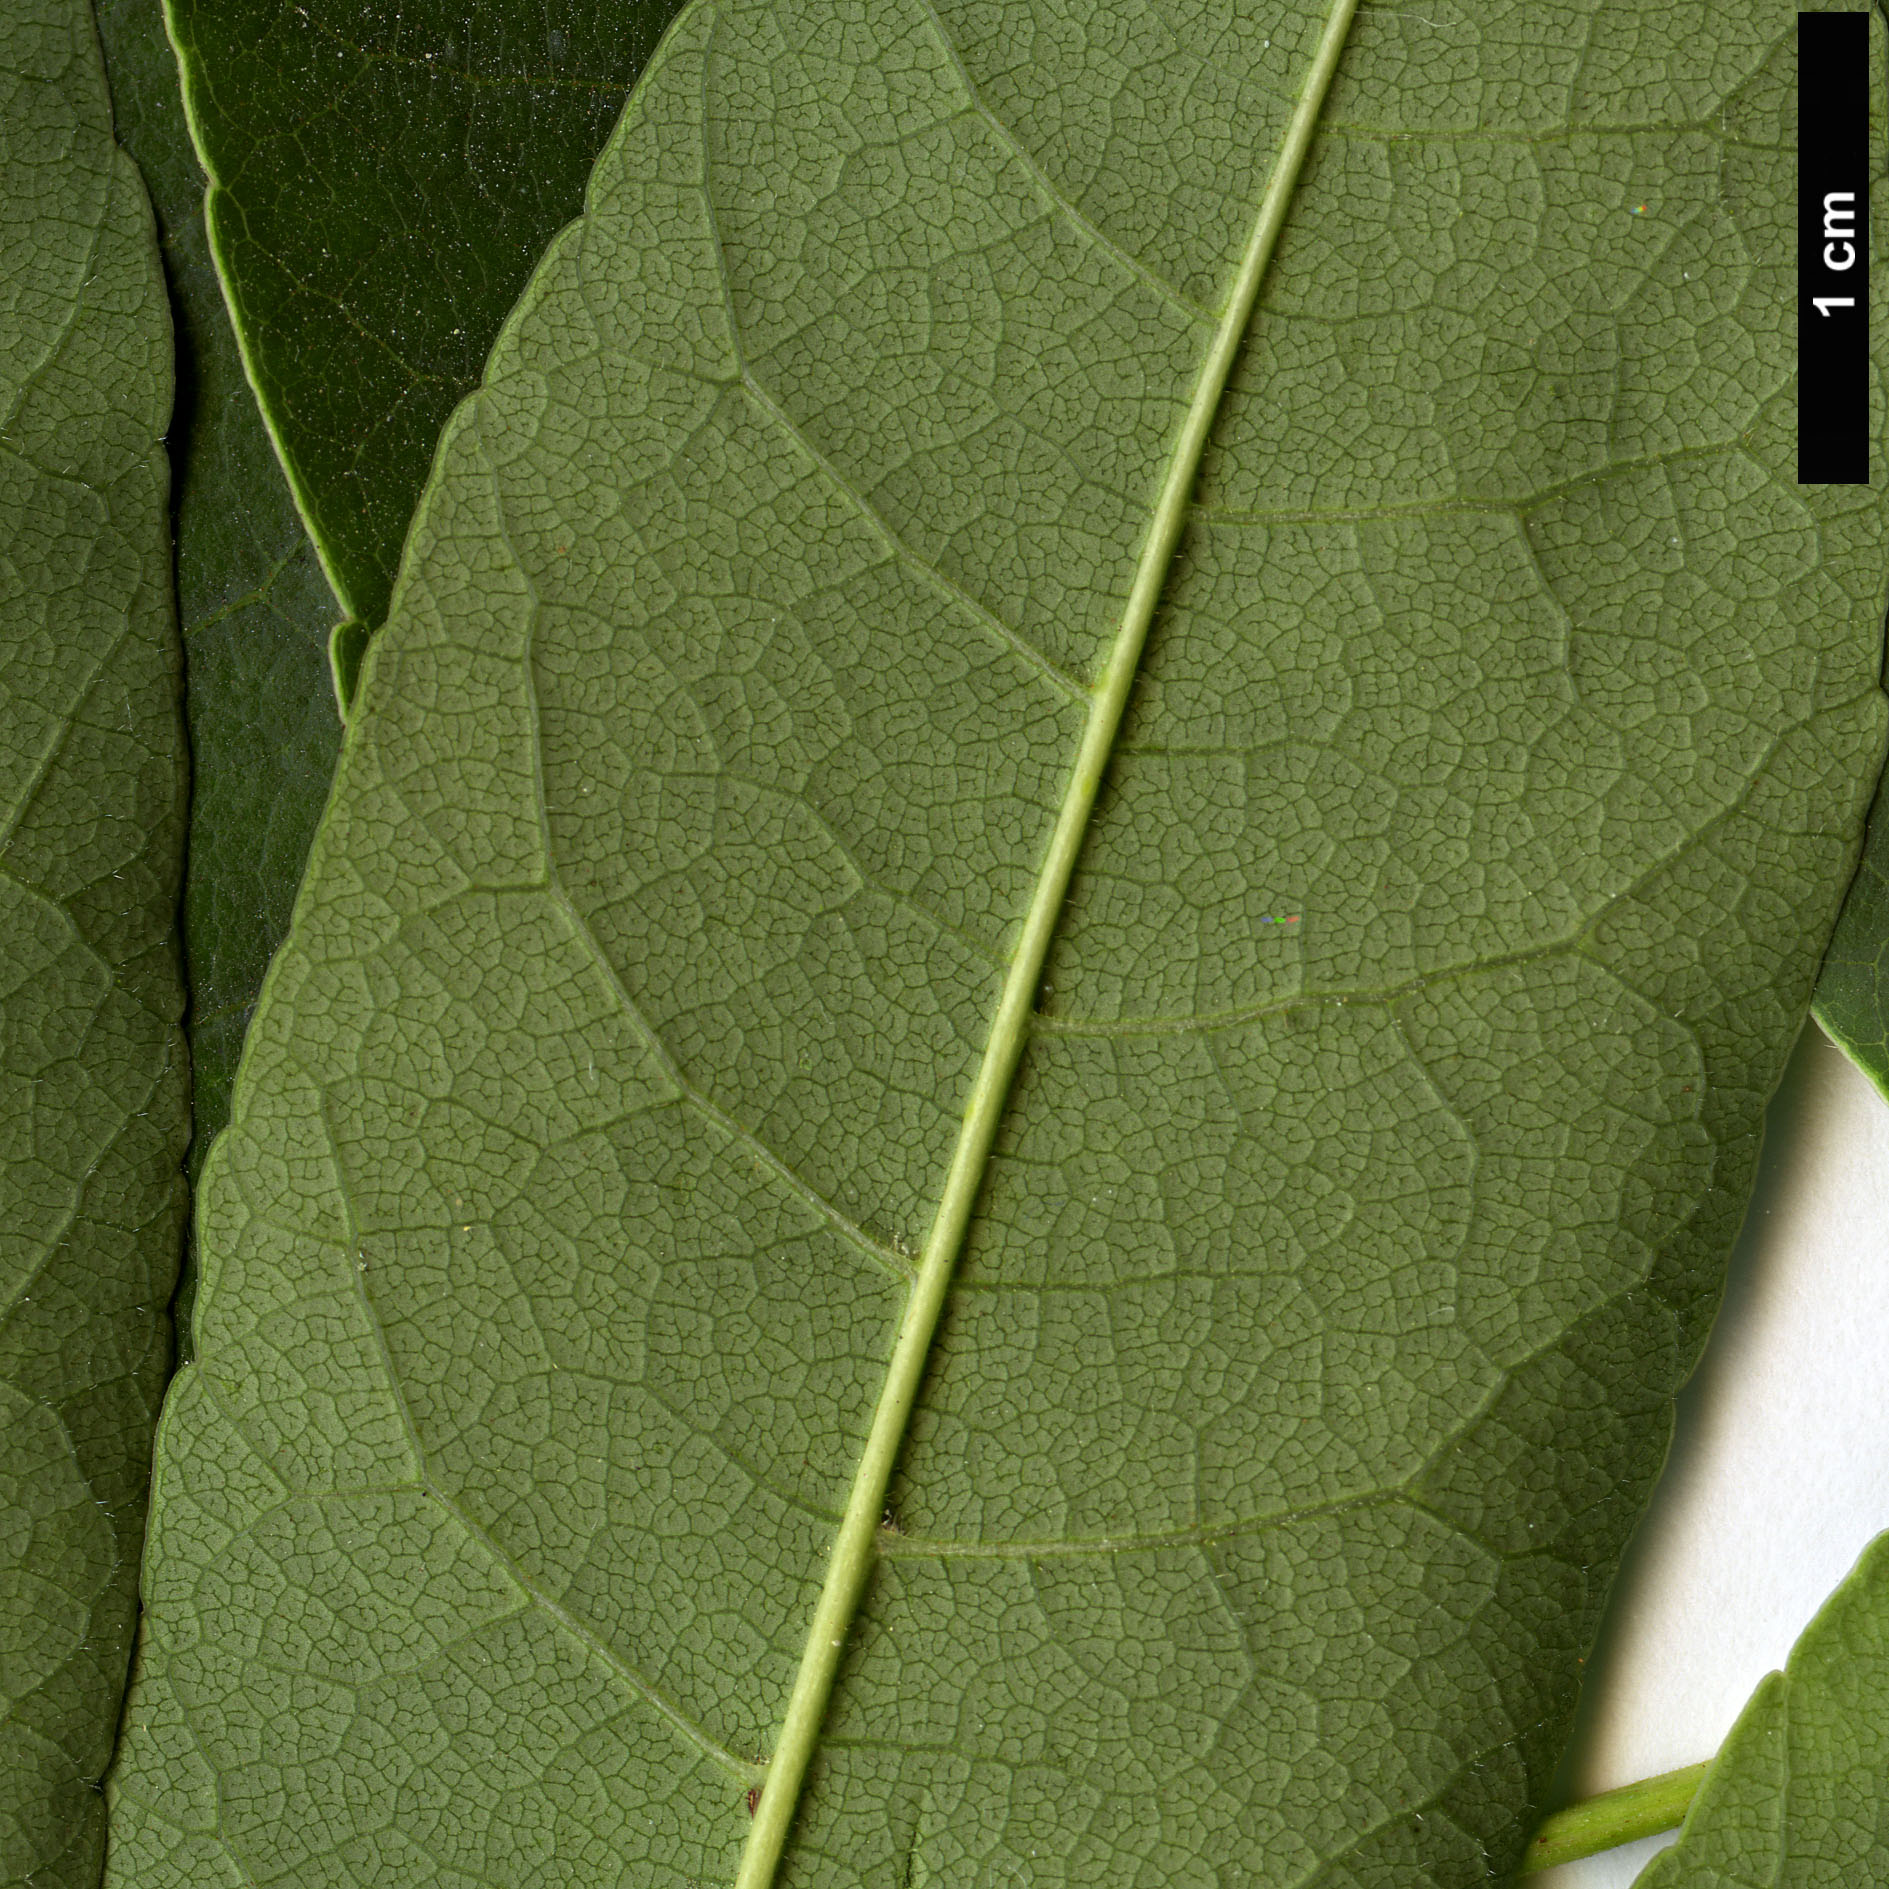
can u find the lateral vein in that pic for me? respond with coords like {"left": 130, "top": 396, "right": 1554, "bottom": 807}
{"left": 487, "top": 422, "right": 918, "bottom": 1293}
{"left": 734, "top": 372, "right": 1092, "bottom": 705}
{"left": 732, "top": 4, "right": 1365, "bottom": 1883}
{"left": 913, "top": 0, "right": 1217, "bottom": 327}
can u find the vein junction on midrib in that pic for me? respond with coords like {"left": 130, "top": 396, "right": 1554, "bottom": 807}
{"left": 729, "top": 3, "right": 1366, "bottom": 1882}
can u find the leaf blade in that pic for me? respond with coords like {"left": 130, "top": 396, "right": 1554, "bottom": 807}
{"left": 91, "top": 0, "right": 343, "bottom": 1206}
{"left": 1812, "top": 767, "right": 1889, "bottom": 1104}
{"left": 110, "top": 3, "right": 1889, "bottom": 1884}
{"left": 1801, "top": 0, "right": 1889, "bottom": 1108}
{"left": 737, "top": 7, "right": 1363, "bottom": 1875}
{"left": 0, "top": 0, "right": 187, "bottom": 1873}
{"left": 93, "top": 0, "right": 693, "bottom": 1211}
{"left": 1633, "top": 1533, "right": 1889, "bottom": 1888}
{"left": 166, "top": 0, "right": 691, "bottom": 625}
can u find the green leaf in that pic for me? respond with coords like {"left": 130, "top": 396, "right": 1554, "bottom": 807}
{"left": 167, "top": 0, "right": 690, "bottom": 626}
{"left": 1812, "top": 769, "right": 1889, "bottom": 1103}
{"left": 0, "top": 0, "right": 187, "bottom": 1872}
{"left": 1807, "top": 20, "right": 1889, "bottom": 1105}
{"left": 108, "top": 2, "right": 1889, "bottom": 1884}
{"left": 88, "top": 0, "right": 685, "bottom": 1198}
{"left": 1632, "top": 1532, "right": 1889, "bottom": 1887}
{"left": 90, "top": 0, "right": 342, "bottom": 1202}
{"left": 327, "top": 620, "right": 371, "bottom": 718}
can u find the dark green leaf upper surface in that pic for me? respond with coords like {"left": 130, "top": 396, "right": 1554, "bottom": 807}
{"left": 109, "top": 3, "right": 1889, "bottom": 1885}
{"left": 92, "top": 0, "right": 341, "bottom": 1200}
{"left": 0, "top": 0, "right": 187, "bottom": 1876}
{"left": 1634, "top": 1532, "right": 1889, "bottom": 1888}
{"left": 168, "top": 0, "right": 688, "bottom": 625}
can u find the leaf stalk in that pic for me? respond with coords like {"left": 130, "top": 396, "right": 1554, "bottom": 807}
{"left": 1518, "top": 1760, "right": 1711, "bottom": 1875}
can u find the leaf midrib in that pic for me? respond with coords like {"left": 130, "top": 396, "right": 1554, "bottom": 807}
{"left": 730, "top": 2, "right": 1367, "bottom": 1882}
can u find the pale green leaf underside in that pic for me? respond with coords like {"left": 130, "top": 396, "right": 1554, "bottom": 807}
{"left": 1634, "top": 1532, "right": 1889, "bottom": 1888}
{"left": 111, "top": 3, "right": 1889, "bottom": 1885}
{"left": 0, "top": 0, "right": 186, "bottom": 1877}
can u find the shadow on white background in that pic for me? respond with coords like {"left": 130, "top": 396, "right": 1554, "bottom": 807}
{"left": 1534, "top": 1022, "right": 1889, "bottom": 1885}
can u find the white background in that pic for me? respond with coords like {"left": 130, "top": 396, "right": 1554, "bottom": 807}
{"left": 1533, "top": 1022, "right": 1889, "bottom": 1886}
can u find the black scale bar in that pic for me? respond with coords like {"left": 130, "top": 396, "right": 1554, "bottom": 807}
{"left": 1800, "top": 11, "right": 1871, "bottom": 484}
